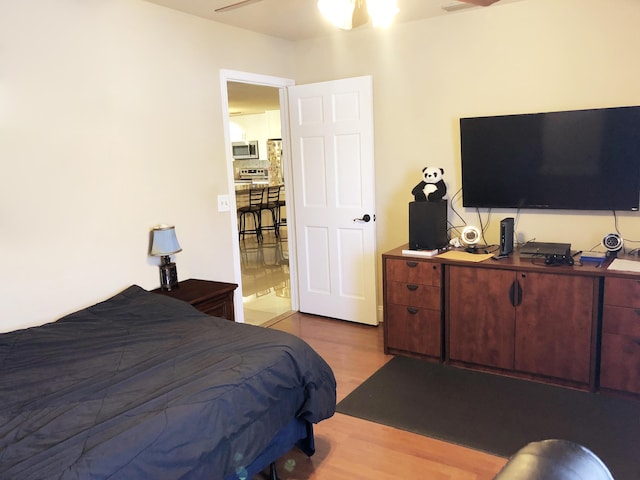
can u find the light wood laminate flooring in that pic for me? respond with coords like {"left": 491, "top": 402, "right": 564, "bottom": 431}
{"left": 259, "top": 313, "right": 507, "bottom": 479}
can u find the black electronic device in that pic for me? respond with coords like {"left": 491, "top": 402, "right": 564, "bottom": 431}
{"left": 499, "top": 217, "right": 514, "bottom": 255}
{"left": 460, "top": 105, "right": 640, "bottom": 211}
{"left": 408, "top": 201, "right": 448, "bottom": 250}
{"left": 544, "top": 253, "right": 575, "bottom": 266}
{"left": 519, "top": 241, "right": 572, "bottom": 257}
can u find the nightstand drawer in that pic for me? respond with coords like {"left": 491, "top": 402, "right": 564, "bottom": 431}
{"left": 604, "top": 277, "right": 640, "bottom": 308}
{"left": 603, "top": 305, "right": 640, "bottom": 337}
{"left": 387, "top": 281, "right": 440, "bottom": 310}
{"left": 194, "top": 296, "right": 234, "bottom": 320}
{"left": 386, "top": 259, "right": 441, "bottom": 286}
{"left": 152, "top": 279, "right": 237, "bottom": 322}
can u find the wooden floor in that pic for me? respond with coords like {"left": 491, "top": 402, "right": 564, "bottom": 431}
{"left": 258, "top": 312, "right": 507, "bottom": 479}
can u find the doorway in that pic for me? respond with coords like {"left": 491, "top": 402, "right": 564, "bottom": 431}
{"left": 221, "top": 71, "right": 296, "bottom": 326}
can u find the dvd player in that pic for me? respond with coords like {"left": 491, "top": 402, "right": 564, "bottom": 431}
{"left": 519, "top": 241, "right": 572, "bottom": 256}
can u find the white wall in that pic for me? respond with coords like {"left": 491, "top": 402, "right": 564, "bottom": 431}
{"left": 0, "top": 0, "right": 294, "bottom": 331}
{"left": 3, "top": 0, "right": 640, "bottom": 331}
{"left": 293, "top": 0, "right": 640, "bottom": 260}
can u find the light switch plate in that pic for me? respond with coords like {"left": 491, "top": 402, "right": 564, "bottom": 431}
{"left": 217, "top": 194, "right": 230, "bottom": 212}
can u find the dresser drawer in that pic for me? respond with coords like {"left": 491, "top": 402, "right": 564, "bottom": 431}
{"left": 386, "top": 258, "right": 441, "bottom": 286}
{"left": 603, "top": 305, "right": 640, "bottom": 337}
{"left": 385, "top": 304, "right": 442, "bottom": 358}
{"left": 600, "top": 333, "right": 640, "bottom": 395}
{"left": 387, "top": 281, "right": 440, "bottom": 310}
{"left": 604, "top": 277, "right": 640, "bottom": 308}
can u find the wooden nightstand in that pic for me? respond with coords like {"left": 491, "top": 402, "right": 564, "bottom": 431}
{"left": 152, "top": 278, "right": 238, "bottom": 321}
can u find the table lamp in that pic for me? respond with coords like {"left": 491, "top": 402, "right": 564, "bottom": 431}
{"left": 149, "top": 224, "right": 182, "bottom": 291}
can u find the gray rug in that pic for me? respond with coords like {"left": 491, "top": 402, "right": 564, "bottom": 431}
{"left": 336, "top": 356, "right": 640, "bottom": 480}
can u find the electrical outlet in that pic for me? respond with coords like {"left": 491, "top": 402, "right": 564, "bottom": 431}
{"left": 217, "top": 194, "right": 230, "bottom": 212}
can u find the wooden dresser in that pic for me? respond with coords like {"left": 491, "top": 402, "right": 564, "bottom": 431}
{"left": 382, "top": 245, "right": 610, "bottom": 392}
{"left": 383, "top": 255, "right": 443, "bottom": 360}
{"left": 600, "top": 274, "right": 640, "bottom": 396}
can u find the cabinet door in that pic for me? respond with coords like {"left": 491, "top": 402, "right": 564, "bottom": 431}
{"left": 448, "top": 266, "right": 516, "bottom": 370}
{"left": 515, "top": 272, "right": 594, "bottom": 384}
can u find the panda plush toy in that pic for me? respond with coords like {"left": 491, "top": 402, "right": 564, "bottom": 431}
{"left": 411, "top": 167, "right": 447, "bottom": 202}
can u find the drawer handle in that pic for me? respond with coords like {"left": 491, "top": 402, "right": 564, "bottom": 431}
{"left": 406, "top": 284, "right": 419, "bottom": 291}
{"left": 406, "top": 261, "right": 418, "bottom": 268}
{"left": 407, "top": 307, "right": 418, "bottom": 315}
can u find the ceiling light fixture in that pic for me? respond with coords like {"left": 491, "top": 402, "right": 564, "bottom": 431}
{"left": 317, "top": 0, "right": 398, "bottom": 31}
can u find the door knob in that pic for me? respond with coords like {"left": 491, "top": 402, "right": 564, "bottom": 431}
{"left": 354, "top": 214, "right": 371, "bottom": 222}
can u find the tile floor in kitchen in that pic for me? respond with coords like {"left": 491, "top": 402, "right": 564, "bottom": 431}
{"left": 239, "top": 226, "right": 293, "bottom": 326}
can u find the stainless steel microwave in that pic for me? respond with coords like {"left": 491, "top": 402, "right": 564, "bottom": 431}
{"left": 232, "top": 140, "right": 259, "bottom": 160}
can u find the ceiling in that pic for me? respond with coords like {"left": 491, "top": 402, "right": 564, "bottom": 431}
{"left": 227, "top": 82, "right": 281, "bottom": 116}
{"left": 145, "top": 0, "right": 525, "bottom": 115}
{"left": 145, "top": 0, "right": 525, "bottom": 42}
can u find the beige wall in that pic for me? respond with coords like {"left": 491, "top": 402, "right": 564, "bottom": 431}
{"left": 294, "top": 0, "right": 640, "bottom": 262}
{"left": 0, "top": 0, "right": 294, "bottom": 331}
{"left": 3, "top": 0, "right": 640, "bottom": 331}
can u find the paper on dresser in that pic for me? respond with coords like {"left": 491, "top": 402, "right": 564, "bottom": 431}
{"left": 607, "top": 258, "right": 640, "bottom": 273}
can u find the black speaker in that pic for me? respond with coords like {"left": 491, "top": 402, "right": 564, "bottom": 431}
{"left": 409, "top": 201, "right": 448, "bottom": 250}
{"left": 500, "top": 217, "right": 515, "bottom": 255}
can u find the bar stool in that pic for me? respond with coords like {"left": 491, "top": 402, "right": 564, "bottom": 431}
{"left": 260, "top": 185, "right": 282, "bottom": 238}
{"left": 238, "top": 187, "right": 264, "bottom": 241}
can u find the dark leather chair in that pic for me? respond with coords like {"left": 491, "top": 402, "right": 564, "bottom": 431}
{"left": 493, "top": 439, "right": 614, "bottom": 480}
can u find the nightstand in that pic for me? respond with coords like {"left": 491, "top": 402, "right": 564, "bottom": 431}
{"left": 152, "top": 278, "right": 238, "bottom": 321}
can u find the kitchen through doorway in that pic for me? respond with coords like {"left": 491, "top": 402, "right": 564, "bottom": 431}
{"left": 227, "top": 81, "right": 292, "bottom": 326}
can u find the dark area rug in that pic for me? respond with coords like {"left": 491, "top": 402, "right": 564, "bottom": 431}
{"left": 336, "top": 356, "right": 640, "bottom": 480}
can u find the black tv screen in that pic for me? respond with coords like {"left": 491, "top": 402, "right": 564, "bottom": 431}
{"left": 460, "top": 106, "right": 640, "bottom": 211}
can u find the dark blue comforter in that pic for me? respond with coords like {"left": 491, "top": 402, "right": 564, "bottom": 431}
{"left": 0, "top": 285, "right": 336, "bottom": 479}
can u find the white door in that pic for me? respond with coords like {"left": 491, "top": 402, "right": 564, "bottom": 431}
{"left": 287, "top": 76, "right": 377, "bottom": 325}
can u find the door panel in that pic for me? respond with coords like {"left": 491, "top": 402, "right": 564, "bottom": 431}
{"left": 448, "top": 266, "right": 516, "bottom": 370}
{"left": 515, "top": 272, "right": 594, "bottom": 384}
{"left": 288, "top": 76, "right": 377, "bottom": 325}
{"left": 304, "top": 225, "right": 330, "bottom": 294}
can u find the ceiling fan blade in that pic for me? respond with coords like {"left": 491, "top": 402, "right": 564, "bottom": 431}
{"left": 215, "top": 0, "right": 265, "bottom": 13}
{"left": 455, "top": 0, "right": 500, "bottom": 6}
{"left": 352, "top": 0, "right": 370, "bottom": 29}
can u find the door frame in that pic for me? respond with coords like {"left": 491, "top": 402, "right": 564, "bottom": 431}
{"left": 219, "top": 69, "right": 298, "bottom": 323}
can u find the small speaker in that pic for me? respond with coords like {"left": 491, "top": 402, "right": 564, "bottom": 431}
{"left": 602, "top": 233, "right": 623, "bottom": 257}
{"left": 461, "top": 226, "right": 481, "bottom": 247}
{"left": 409, "top": 201, "right": 448, "bottom": 250}
{"left": 500, "top": 217, "right": 515, "bottom": 255}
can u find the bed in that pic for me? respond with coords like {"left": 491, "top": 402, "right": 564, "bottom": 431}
{"left": 0, "top": 285, "right": 336, "bottom": 479}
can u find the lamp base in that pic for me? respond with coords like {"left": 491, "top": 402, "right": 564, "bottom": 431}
{"left": 159, "top": 257, "right": 179, "bottom": 291}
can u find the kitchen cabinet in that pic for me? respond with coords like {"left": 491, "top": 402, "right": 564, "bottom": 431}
{"left": 446, "top": 265, "right": 598, "bottom": 389}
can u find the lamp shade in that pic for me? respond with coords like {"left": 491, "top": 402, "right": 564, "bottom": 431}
{"left": 149, "top": 224, "right": 182, "bottom": 256}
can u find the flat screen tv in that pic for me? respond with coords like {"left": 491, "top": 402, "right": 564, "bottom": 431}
{"left": 460, "top": 106, "right": 640, "bottom": 211}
